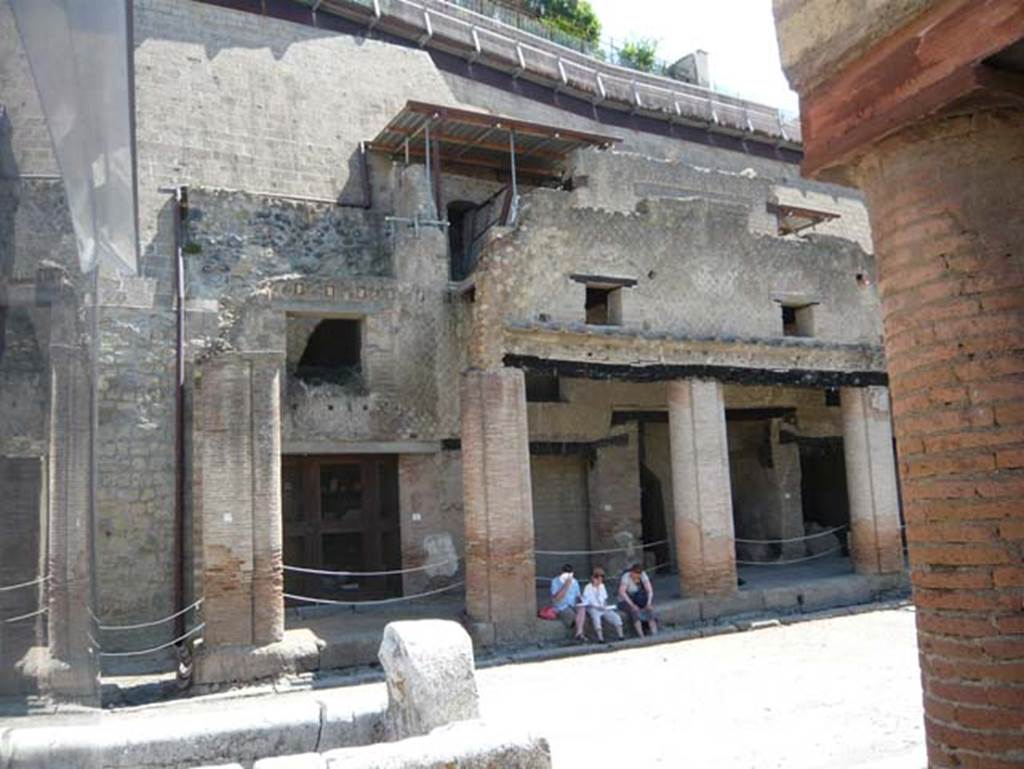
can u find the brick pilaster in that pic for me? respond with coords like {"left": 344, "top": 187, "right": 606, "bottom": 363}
{"left": 460, "top": 368, "right": 537, "bottom": 642}
{"left": 197, "top": 352, "right": 284, "bottom": 648}
{"left": 44, "top": 301, "right": 98, "bottom": 702}
{"left": 858, "top": 109, "right": 1024, "bottom": 769}
{"left": 668, "top": 379, "right": 737, "bottom": 597}
{"left": 840, "top": 386, "right": 903, "bottom": 575}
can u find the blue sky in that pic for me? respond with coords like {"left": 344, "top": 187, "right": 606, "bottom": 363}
{"left": 586, "top": 0, "right": 799, "bottom": 114}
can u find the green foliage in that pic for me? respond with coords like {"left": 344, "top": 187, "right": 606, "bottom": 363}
{"left": 617, "top": 38, "right": 658, "bottom": 72}
{"left": 527, "top": 0, "right": 601, "bottom": 45}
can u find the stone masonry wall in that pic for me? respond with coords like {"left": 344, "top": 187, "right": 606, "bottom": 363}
{"left": 469, "top": 177, "right": 882, "bottom": 371}
{"left": 2, "top": 0, "right": 883, "bottom": 640}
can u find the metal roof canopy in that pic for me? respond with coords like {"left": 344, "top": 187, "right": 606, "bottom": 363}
{"left": 367, "top": 100, "right": 621, "bottom": 184}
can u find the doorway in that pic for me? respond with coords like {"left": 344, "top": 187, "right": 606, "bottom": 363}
{"left": 281, "top": 455, "right": 401, "bottom": 602}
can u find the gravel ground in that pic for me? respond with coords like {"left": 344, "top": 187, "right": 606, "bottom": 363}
{"left": 476, "top": 606, "right": 925, "bottom": 769}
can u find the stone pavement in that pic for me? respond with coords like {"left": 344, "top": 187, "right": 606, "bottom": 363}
{"left": 476, "top": 606, "right": 925, "bottom": 769}
{"left": 0, "top": 606, "right": 924, "bottom": 768}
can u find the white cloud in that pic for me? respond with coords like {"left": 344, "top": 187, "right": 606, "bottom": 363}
{"left": 586, "top": 0, "right": 799, "bottom": 114}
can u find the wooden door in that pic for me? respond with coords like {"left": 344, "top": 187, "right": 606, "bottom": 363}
{"left": 282, "top": 455, "right": 401, "bottom": 602}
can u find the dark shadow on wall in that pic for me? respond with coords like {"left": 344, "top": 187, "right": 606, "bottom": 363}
{"left": 640, "top": 463, "right": 670, "bottom": 568}
{"left": 798, "top": 437, "right": 850, "bottom": 531}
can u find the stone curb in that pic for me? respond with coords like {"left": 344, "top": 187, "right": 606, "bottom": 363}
{"left": 0, "top": 688, "right": 386, "bottom": 769}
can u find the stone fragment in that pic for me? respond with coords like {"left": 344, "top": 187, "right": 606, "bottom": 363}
{"left": 378, "top": 620, "right": 479, "bottom": 741}
{"left": 322, "top": 720, "right": 551, "bottom": 769}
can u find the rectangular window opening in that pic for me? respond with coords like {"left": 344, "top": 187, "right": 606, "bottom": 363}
{"left": 781, "top": 304, "right": 814, "bottom": 337}
{"left": 525, "top": 372, "right": 561, "bottom": 402}
{"left": 585, "top": 285, "right": 622, "bottom": 326}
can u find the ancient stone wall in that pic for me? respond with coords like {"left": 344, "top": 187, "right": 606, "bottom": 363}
{"left": 472, "top": 179, "right": 881, "bottom": 362}
{"left": 1, "top": 0, "right": 886, "bottom": 641}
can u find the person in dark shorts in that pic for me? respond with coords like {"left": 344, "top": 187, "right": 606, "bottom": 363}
{"left": 617, "top": 562, "right": 659, "bottom": 637}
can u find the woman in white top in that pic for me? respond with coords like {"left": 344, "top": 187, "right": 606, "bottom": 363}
{"left": 580, "top": 567, "right": 624, "bottom": 642}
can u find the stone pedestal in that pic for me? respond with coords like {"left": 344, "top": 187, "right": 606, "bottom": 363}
{"left": 196, "top": 352, "right": 284, "bottom": 678}
{"left": 840, "top": 386, "right": 903, "bottom": 575}
{"left": 460, "top": 369, "right": 536, "bottom": 642}
{"left": 668, "top": 379, "right": 737, "bottom": 597}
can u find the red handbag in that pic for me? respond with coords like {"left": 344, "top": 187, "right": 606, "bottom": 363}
{"left": 538, "top": 606, "right": 558, "bottom": 620}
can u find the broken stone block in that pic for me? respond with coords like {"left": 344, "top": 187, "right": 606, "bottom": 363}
{"left": 321, "top": 719, "right": 551, "bottom": 769}
{"left": 378, "top": 620, "right": 479, "bottom": 740}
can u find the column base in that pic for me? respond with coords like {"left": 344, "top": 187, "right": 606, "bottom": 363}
{"left": 16, "top": 646, "right": 99, "bottom": 705}
{"left": 193, "top": 630, "right": 321, "bottom": 686}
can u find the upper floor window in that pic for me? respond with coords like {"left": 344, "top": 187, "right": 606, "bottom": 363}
{"left": 781, "top": 304, "right": 815, "bottom": 337}
{"left": 571, "top": 273, "right": 636, "bottom": 326}
{"left": 295, "top": 318, "right": 362, "bottom": 386}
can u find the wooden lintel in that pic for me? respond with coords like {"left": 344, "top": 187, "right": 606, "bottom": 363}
{"left": 799, "top": 0, "right": 1024, "bottom": 179}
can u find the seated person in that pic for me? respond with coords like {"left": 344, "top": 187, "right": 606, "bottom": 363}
{"left": 580, "top": 567, "right": 624, "bottom": 643}
{"left": 550, "top": 563, "right": 585, "bottom": 640}
{"left": 617, "top": 562, "right": 659, "bottom": 638}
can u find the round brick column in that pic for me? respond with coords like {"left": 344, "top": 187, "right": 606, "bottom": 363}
{"left": 858, "top": 109, "right": 1024, "bottom": 768}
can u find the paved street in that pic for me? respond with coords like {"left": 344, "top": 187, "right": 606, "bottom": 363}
{"left": 477, "top": 607, "right": 925, "bottom": 769}
{"left": 0, "top": 607, "right": 925, "bottom": 768}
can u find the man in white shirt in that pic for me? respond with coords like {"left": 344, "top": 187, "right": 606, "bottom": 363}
{"left": 580, "top": 567, "right": 624, "bottom": 642}
{"left": 550, "top": 563, "right": 586, "bottom": 640}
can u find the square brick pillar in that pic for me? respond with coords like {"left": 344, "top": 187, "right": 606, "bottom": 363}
{"left": 840, "top": 386, "right": 903, "bottom": 575}
{"left": 41, "top": 314, "right": 99, "bottom": 702}
{"left": 197, "top": 352, "right": 284, "bottom": 651}
{"left": 668, "top": 379, "right": 737, "bottom": 597}
{"left": 460, "top": 368, "right": 537, "bottom": 643}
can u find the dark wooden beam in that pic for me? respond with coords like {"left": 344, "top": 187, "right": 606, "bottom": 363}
{"left": 799, "top": 0, "right": 1024, "bottom": 179}
{"left": 504, "top": 354, "right": 888, "bottom": 389}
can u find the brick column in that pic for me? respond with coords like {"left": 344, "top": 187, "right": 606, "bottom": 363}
{"left": 857, "top": 110, "right": 1024, "bottom": 768}
{"left": 43, "top": 306, "right": 98, "bottom": 701}
{"left": 840, "top": 386, "right": 903, "bottom": 575}
{"left": 197, "top": 352, "right": 284, "bottom": 649}
{"left": 667, "top": 379, "right": 737, "bottom": 597}
{"left": 460, "top": 368, "right": 536, "bottom": 642}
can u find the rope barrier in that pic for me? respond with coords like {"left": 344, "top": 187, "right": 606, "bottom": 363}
{"left": 283, "top": 558, "right": 461, "bottom": 578}
{"left": 736, "top": 544, "right": 845, "bottom": 567}
{"left": 3, "top": 606, "right": 47, "bottom": 624}
{"left": 535, "top": 539, "right": 670, "bottom": 557}
{"left": 735, "top": 526, "right": 846, "bottom": 546}
{"left": 97, "top": 623, "right": 206, "bottom": 658}
{"left": 93, "top": 598, "right": 204, "bottom": 632}
{"left": 536, "top": 562, "right": 672, "bottom": 584}
{"left": 285, "top": 581, "right": 465, "bottom": 607}
{"left": 0, "top": 575, "right": 48, "bottom": 593}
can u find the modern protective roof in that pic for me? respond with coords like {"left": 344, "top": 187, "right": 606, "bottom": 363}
{"left": 367, "top": 100, "right": 621, "bottom": 182}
